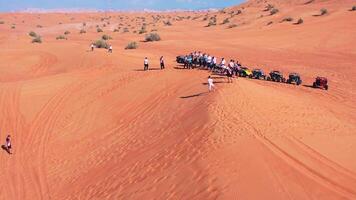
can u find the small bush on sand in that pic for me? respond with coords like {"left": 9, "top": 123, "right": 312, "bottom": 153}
{"left": 123, "top": 27, "right": 129, "bottom": 33}
{"left": 0, "top": 21, "right": 4, "bottom": 24}
{"left": 37, "top": 25, "right": 43, "bottom": 28}
{"left": 320, "top": 8, "right": 328, "bottom": 16}
{"left": 102, "top": 34, "right": 112, "bottom": 40}
{"left": 64, "top": 31, "right": 70, "bottom": 35}
{"left": 11, "top": 25, "right": 16, "bottom": 29}
{"left": 295, "top": 18, "right": 304, "bottom": 24}
{"left": 281, "top": 17, "right": 293, "bottom": 23}
{"left": 351, "top": 6, "right": 356, "bottom": 11}
{"left": 207, "top": 21, "right": 217, "bottom": 27}
{"left": 263, "top": 4, "right": 274, "bottom": 11}
{"left": 32, "top": 36, "right": 42, "bottom": 43}
{"left": 79, "top": 29, "right": 86, "bottom": 34}
{"left": 267, "top": 21, "right": 273, "bottom": 26}
{"left": 97, "top": 28, "right": 103, "bottom": 32}
{"left": 145, "top": 33, "right": 161, "bottom": 42}
{"left": 222, "top": 18, "right": 230, "bottom": 25}
{"left": 151, "top": 29, "right": 158, "bottom": 32}
{"left": 29, "top": 31, "right": 37, "bottom": 37}
{"left": 83, "top": 22, "right": 86, "bottom": 26}
{"left": 125, "top": 42, "right": 138, "bottom": 49}
{"left": 228, "top": 24, "right": 238, "bottom": 29}
{"left": 163, "top": 21, "right": 172, "bottom": 26}
{"left": 93, "top": 39, "right": 109, "bottom": 49}
{"left": 113, "top": 28, "right": 120, "bottom": 32}
{"left": 139, "top": 25, "right": 147, "bottom": 34}
{"left": 270, "top": 8, "right": 279, "bottom": 15}
{"left": 56, "top": 35, "right": 67, "bottom": 40}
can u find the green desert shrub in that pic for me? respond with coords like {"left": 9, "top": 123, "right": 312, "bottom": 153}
{"left": 163, "top": 21, "right": 172, "bottom": 26}
{"left": 79, "top": 29, "right": 86, "bottom": 34}
{"left": 36, "top": 25, "right": 43, "bottom": 28}
{"left": 145, "top": 33, "right": 161, "bottom": 42}
{"left": 139, "top": 25, "right": 147, "bottom": 34}
{"left": 0, "top": 21, "right": 4, "bottom": 24}
{"left": 113, "top": 28, "right": 120, "bottom": 32}
{"left": 228, "top": 24, "right": 238, "bottom": 29}
{"left": 267, "top": 21, "right": 273, "bottom": 26}
{"left": 320, "top": 8, "right": 328, "bottom": 16}
{"left": 270, "top": 8, "right": 279, "bottom": 15}
{"left": 125, "top": 42, "right": 138, "bottom": 49}
{"left": 93, "top": 39, "right": 109, "bottom": 49}
{"left": 29, "top": 31, "right": 37, "bottom": 37}
{"left": 64, "top": 30, "right": 70, "bottom": 35}
{"left": 101, "top": 34, "right": 112, "bottom": 40}
{"left": 351, "top": 6, "right": 356, "bottom": 11}
{"left": 222, "top": 18, "right": 230, "bottom": 24}
{"left": 32, "top": 36, "right": 42, "bottom": 43}
{"left": 97, "top": 28, "right": 103, "bottom": 32}
{"left": 151, "top": 29, "right": 158, "bottom": 32}
{"left": 11, "top": 25, "right": 16, "bottom": 29}
{"left": 56, "top": 35, "right": 67, "bottom": 40}
{"left": 123, "top": 27, "right": 129, "bottom": 33}
{"left": 295, "top": 18, "right": 304, "bottom": 24}
{"left": 281, "top": 17, "right": 293, "bottom": 22}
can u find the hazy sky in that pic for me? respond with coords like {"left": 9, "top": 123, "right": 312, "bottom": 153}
{"left": 0, "top": 0, "right": 245, "bottom": 11}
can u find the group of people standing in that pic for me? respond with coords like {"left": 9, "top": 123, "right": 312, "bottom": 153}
{"left": 182, "top": 51, "right": 242, "bottom": 80}
{"left": 179, "top": 51, "right": 247, "bottom": 92}
{"left": 144, "top": 56, "right": 165, "bottom": 71}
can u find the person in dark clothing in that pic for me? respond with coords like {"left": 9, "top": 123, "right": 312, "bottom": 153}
{"left": 5, "top": 135, "right": 11, "bottom": 154}
{"left": 160, "top": 56, "right": 165, "bottom": 70}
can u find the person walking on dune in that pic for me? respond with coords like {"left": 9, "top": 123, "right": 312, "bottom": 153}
{"left": 108, "top": 45, "right": 113, "bottom": 53}
{"left": 208, "top": 76, "right": 215, "bottom": 92}
{"left": 144, "top": 57, "right": 149, "bottom": 71}
{"left": 160, "top": 56, "right": 165, "bottom": 70}
{"left": 5, "top": 135, "right": 11, "bottom": 154}
{"left": 91, "top": 44, "right": 95, "bottom": 51}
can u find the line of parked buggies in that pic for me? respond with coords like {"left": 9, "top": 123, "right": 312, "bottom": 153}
{"left": 176, "top": 55, "right": 329, "bottom": 90}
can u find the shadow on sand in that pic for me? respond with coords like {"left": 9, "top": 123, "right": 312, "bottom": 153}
{"left": 180, "top": 92, "right": 208, "bottom": 99}
{"left": 134, "top": 68, "right": 163, "bottom": 71}
{"left": 302, "top": 84, "right": 315, "bottom": 89}
{"left": 1, "top": 145, "right": 11, "bottom": 154}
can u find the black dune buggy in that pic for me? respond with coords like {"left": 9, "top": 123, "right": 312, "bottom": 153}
{"left": 176, "top": 55, "right": 185, "bottom": 64}
{"left": 287, "top": 73, "right": 302, "bottom": 85}
{"left": 267, "top": 70, "right": 286, "bottom": 82}
{"left": 251, "top": 69, "right": 267, "bottom": 80}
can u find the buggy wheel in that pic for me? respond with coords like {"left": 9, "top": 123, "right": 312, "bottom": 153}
{"left": 325, "top": 85, "right": 329, "bottom": 90}
{"left": 297, "top": 80, "right": 302, "bottom": 85}
{"left": 267, "top": 77, "right": 271, "bottom": 81}
{"left": 287, "top": 79, "right": 291, "bottom": 84}
{"left": 313, "top": 82, "right": 317, "bottom": 88}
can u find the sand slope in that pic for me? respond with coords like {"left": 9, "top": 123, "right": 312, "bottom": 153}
{"left": 0, "top": 0, "right": 355, "bottom": 199}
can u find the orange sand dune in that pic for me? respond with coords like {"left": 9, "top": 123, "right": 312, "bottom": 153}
{"left": 0, "top": 0, "right": 355, "bottom": 199}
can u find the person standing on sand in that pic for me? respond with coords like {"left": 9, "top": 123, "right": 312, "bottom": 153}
{"left": 144, "top": 57, "right": 149, "bottom": 71}
{"left": 5, "top": 135, "right": 11, "bottom": 154}
{"left": 91, "top": 44, "right": 95, "bottom": 51}
{"left": 208, "top": 76, "right": 215, "bottom": 92}
{"left": 108, "top": 45, "right": 113, "bottom": 53}
{"left": 160, "top": 56, "right": 165, "bottom": 70}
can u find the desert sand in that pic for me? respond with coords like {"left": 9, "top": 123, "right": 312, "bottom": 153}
{"left": 0, "top": 0, "right": 356, "bottom": 199}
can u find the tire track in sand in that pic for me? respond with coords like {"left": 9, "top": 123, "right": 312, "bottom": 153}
{"left": 210, "top": 80, "right": 356, "bottom": 199}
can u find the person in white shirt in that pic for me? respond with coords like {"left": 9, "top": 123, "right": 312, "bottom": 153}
{"left": 212, "top": 57, "right": 217, "bottom": 71}
{"left": 208, "top": 76, "right": 215, "bottom": 92}
{"left": 207, "top": 55, "right": 212, "bottom": 69}
{"left": 91, "top": 44, "right": 95, "bottom": 51}
{"left": 108, "top": 45, "right": 113, "bottom": 53}
{"left": 144, "top": 57, "right": 149, "bottom": 71}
